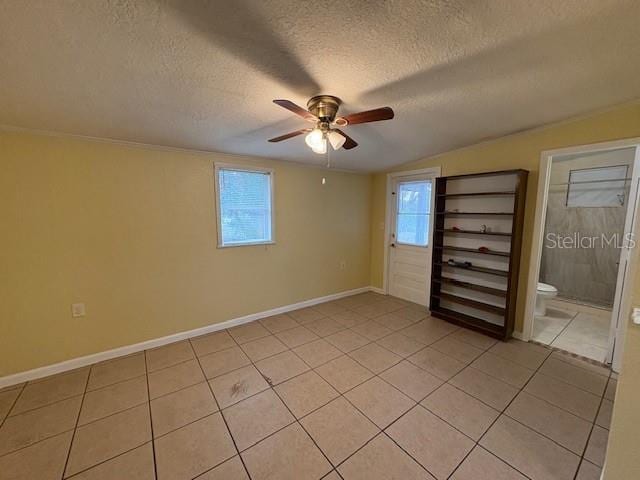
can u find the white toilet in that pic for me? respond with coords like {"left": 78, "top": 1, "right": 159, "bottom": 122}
{"left": 535, "top": 282, "right": 558, "bottom": 316}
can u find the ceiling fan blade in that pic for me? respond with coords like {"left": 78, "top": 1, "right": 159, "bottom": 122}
{"left": 268, "top": 128, "right": 311, "bottom": 142}
{"left": 338, "top": 107, "right": 394, "bottom": 125}
{"left": 334, "top": 129, "right": 358, "bottom": 150}
{"left": 273, "top": 99, "right": 318, "bottom": 122}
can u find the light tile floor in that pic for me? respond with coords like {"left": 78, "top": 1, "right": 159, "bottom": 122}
{"left": 0, "top": 292, "right": 615, "bottom": 479}
{"left": 533, "top": 298, "right": 611, "bottom": 362}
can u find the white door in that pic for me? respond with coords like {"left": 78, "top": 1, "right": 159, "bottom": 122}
{"left": 388, "top": 175, "right": 435, "bottom": 305}
{"left": 608, "top": 146, "right": 640, "bottom": 370}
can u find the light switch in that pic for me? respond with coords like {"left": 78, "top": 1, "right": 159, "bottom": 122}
{"left": 632, "top": 307, "right": 640, "bottom": 325}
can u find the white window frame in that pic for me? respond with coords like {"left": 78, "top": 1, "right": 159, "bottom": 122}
{"left": 214, "top": 162, "right": 276, "bottom": 248}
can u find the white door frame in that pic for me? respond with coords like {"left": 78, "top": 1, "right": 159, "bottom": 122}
{"left": 522, "top": 137, "right": 640, "bottom": 372}
{"left": 382, "top": 166, "right": 442, "bottom": 298}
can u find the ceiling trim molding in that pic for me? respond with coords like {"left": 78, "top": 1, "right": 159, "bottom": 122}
{"left": 0, "top": 123, "right": 366, "bottom": 175}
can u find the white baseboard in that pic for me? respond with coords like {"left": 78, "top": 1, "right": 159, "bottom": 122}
{"left": 369, "top": 286, "right": 386, "bottom": 295}
{"left": 512, "top": 330, "right": 524, "bottom": 340}
{"left": 0, "top": 286, "right": 375, "bottom": 389}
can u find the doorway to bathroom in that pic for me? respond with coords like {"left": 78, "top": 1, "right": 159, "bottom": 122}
{"left": 524, "top": 139, "right": 640, "bottom": 371}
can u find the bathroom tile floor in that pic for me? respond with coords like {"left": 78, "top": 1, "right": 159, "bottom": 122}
{"left": 0, "top": 292, "right": 614, "bottom": 479}
{"left": 533, "top": 298, "right": 611, "bottom": 363}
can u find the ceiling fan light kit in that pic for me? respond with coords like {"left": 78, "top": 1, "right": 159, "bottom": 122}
{"left": 310, "top": 137, "right": 327, "bottom": 154}
{"left": 304, "top": 128, "right": 325, "bottom": 150}
{"left": 327, "top": 130, "right": 346, "bottom": 150}
{"left": 268, "top": 95, "right": 395, "bottom": 155}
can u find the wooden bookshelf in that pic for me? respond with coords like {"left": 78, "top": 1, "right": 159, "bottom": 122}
{"left": 429, "top": 169, "right": 528, "bottom": 340}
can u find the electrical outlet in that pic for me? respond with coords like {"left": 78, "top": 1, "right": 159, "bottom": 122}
{"left": 72, "top": 303, "right": 86, "bottom": 318}
{"left": 340, "top": 260, "right": 347, "bottom": 270}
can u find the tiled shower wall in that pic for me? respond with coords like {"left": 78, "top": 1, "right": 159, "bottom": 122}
{"left": 540, "top": 189, "right": 626, "bottom": 306}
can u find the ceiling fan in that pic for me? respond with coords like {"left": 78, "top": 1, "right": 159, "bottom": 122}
{"left": 268, "top": 95, "right": 394, "bottom": 154}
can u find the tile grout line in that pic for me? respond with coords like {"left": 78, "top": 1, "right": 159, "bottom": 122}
{"left": 0, "top": 400, "right": 153, "bottom": 461}
{"left": 269, "top": 376, "right": 341, "bottom": 477}
{"left": 444, "top": 346, "right": 555, "bottom": 480}
{"left": 5, "top": 379, "right": 142, "bottom": 421}
{"left": 291, "top": 319, "right": 444, "bottom": 474}
{"left": 6, "top": 372, "right": 91, "bottom": 417}
{"left": 547, "top": 312, "right": 575, "bottom": 345}
{"left": 372, "top": 349, "right": 513, "bottom": 477}
{"left": 220, "top": 315, "right": 385, "bottom": 472}
{"left": 58, "top": 366, "right": 91, "bottom": 480}
{"left": 449, "top": 339, "right": 609, "bottom": 479}
{"left": 537, "top": 357, "right": 611, "bottom": 390}
{"left": 63, "top": 441, "right": 153, "bottom": 479}
{"left": 5, "top": 369, "right": 150, "bottom": 420}
{"left": 142, "top": 350, "right": 159, "bottom": 480}
{"left": 223, "top": 312, "right": 386, "bottom": 476}
{"left": 191, "top": 336, "right": 254, "bottom": 480}
{"left": 324, "top": 374, "right": 435, "bottom": 476}
{"left": 572, "top": 369, "right": 612, "bottom": 480}
{"left": 518, "top": 373, "right": 607, "bottom": 420}
{"left": 0, "top": 383, "right": 27, "bottom": 430}
{"left": 552, "top": 349, "right": 611, "bottom": 374}
{"left": 229, "top": 323, "right": 345, "bottom": 473}
{"left": 328, "top": 332, "right": 496, "bottom": 479}
{"left": 216, "top": 306, "right": 394, "bottom": 470}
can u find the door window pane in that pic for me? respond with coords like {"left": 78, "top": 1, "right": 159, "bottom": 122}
{"left": 396, "top": 180, "right": 431, "bottom": 246}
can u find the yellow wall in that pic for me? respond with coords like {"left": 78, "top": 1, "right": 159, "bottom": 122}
{"left": 370, "top": 100, "right": 640, "bottom": 333}
{"left": 0, "top": 131, "right": 372, "bottom": 376}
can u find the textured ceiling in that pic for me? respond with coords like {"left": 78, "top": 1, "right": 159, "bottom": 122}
{"left": 1, "top": 1, "right": 640, "bottom": 171}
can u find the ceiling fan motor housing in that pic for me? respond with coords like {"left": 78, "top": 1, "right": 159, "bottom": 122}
{"left": 307, "top": 95, "right": 342, "bottom": 122}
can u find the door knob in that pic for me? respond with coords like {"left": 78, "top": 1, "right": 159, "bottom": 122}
{"left": 390, "top": 243, "right": 396, "bottom": 248}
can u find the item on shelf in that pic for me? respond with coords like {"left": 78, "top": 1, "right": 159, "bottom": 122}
{"left": 451, "top": 226, "right": 461, "bottom": 231}
{"left": 478, "top": 246, "right": 490, "bottom": 253}
{"left": 480, "top": 224, "right": 487, "bottom": 233}
{"left": 447, "top": 259, "right": 472, "bottom": 268}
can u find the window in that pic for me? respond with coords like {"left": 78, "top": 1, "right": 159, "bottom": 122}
{"left": 567, "top": 165, "right": 628, "bottom": 207}
{"left": 215, "top": 164, "right": 274, "bottom": 247}
{"left": 395, "top": 180, "right": 432, "bottom": 246}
